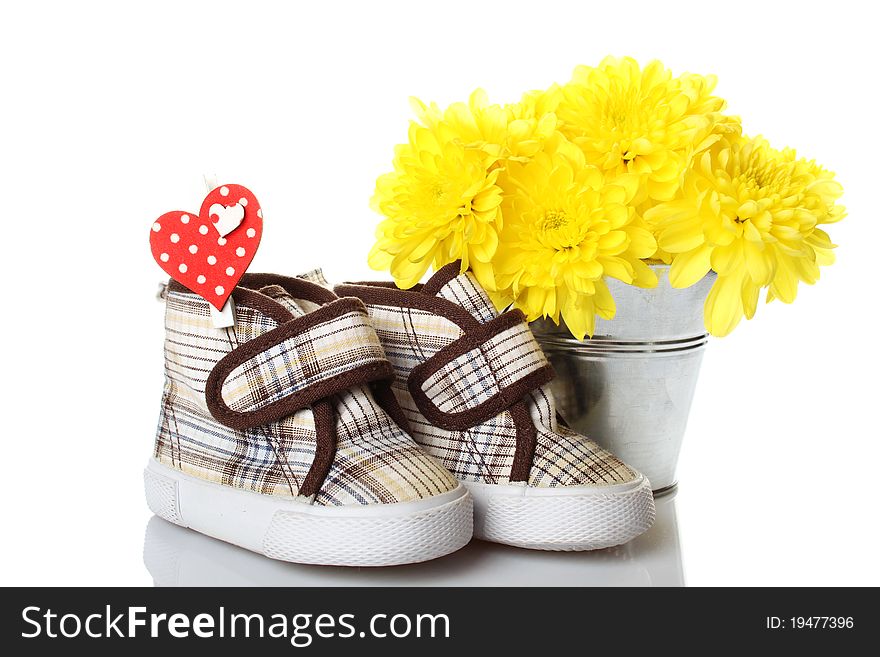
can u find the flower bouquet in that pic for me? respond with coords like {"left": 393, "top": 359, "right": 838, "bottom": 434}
{"left": 367, "top": 56, "right": 845, "bottom": 489}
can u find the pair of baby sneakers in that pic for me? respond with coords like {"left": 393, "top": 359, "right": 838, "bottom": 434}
{"left": 146, "top": 262, "right": 655, "bottom": 566}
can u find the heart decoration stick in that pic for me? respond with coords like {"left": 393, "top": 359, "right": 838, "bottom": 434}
{"left": 150, "top": 184, "right": 263, "bottom": 310}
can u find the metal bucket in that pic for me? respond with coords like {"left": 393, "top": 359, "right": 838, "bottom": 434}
{"left": 531, "top": 264, "right": 714, "bottom": 492}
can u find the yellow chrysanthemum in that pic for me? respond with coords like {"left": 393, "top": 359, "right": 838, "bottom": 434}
{"left": 645, "top": 135, "right": 844, "bottom": 336}
{"left": 369, "top": 121, "right": 503, "bottom": 289}
{"left": 516, "top": 85, "right": 564, "bottom": 123}
{"left": 493, "top": 141, "right": 658, "bottom": 339}
{"left": 554, "top": 56, "right": 740, "bottom": 203}
{"left": 411, "top": 88, "right": 559, "bottom": 163}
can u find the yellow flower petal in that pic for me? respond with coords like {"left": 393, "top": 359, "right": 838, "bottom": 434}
{"left": 704, "top": 273, "right": 745, "bottom": 337}
{"left": 658, "top": 222, "right": 705, "bottom": 253}
{"left": 561, "top": 293, "right": 596, "bottom": 340}
{"left": 743, "top": 237, "right": 774, "bottom": 285}
{"left": 630, "top": 259, "right": 659, "bottom": 288}
{"left": 742, "top": 281, "right": 760, "bottom": 319}
{"left": 626, "top": 226, "right": 658, "bottom": 258}
{"left": 598, "top": 230, "right": 628, "bottom": 253}
{"left": 669, "top": 244, "right": 712, "bottom": 288}
{"left": 469, "top": 258, "right": 497, "bottom": 292}
{"left": 597, "top": 256, "right": 634, "bottom": 283}
{"left": 592, "top": 279, "right": 617, "bottom": 320}
{"left": 710, "top": 241, "right": 743, "bottom": 276}
{"left": 470, "top": 226, "right": 499, "bottom": 262}
{"left": 769, "top": 260, "right": 799, "bottom": 303}
{"left": 367, "top": 243, "right": 393, "bottom": 270}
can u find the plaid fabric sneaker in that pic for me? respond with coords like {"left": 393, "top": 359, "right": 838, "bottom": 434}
{"left": 147, "top": 273, "right": 472, "bottom": 566}
{"left": 336, "top": 262, "right": 656, "bottom": 551}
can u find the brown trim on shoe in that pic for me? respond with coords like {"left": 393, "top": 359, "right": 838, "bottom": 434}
{"left": 420, "top": 260, "right": 465, "bottom": 296}
{"left": 239, "top": 273, "right": 338, "bottom": 305}
{"left": 342, "top": 280, "right": 424, "bottom": 292}
{"left": 407, "top": 310, "right": 554, "bottom": 431}
{"left": 205, "top": 298, "right": 395, "bottom": 430}
{"left": 370, "top": 381, "right": 414, "bottom": 436}
{"left": 509, "top": 401, "right": 538, "bottom": 482}
{"left": 334, "top": 283, "right": 481, "bottom": 332}
{"left": 233, "top": 287, "right": 297, "bottom": 324}
{"left": 299, "top": 399, "right": 337, "bottom": 498}
{"left": 168, "top": 278, "right": 296, "bottom": 324}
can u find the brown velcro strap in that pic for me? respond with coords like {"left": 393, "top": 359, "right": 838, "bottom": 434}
{"left": 408, "top": 310, "right": 554, "bottom": 431}
{"left": 206, "top": 297, "right": 394, "bottom": 430}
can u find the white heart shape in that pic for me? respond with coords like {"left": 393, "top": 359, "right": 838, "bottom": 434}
{"left": 209, "top": 202, "right": 246, "bottom": 237}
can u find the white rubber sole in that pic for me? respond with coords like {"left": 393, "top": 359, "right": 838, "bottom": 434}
{"left": 144, "top": 459, "right": 473, "bottom": 567}
{"left": 464, "top": 475, "right": 656, "bottom": 551}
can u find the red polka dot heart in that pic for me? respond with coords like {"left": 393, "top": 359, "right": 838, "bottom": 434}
{"left": 149, "top": 184, "right": 263, "bottom": 310}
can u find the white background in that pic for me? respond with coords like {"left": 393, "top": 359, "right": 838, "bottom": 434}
{"left": 1, "top": 0, "right": 878, "bottom": 586}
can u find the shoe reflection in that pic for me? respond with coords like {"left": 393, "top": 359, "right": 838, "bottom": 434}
{"left": 144, "top": 489, "right": 684, "bottom": 586}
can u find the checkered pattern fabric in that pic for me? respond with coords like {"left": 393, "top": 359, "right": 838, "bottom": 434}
{"left": 359, "top": 271, "right": 636, "bottom": 487}
{"left": 420, "top": 320, "right": 549, "bottom": 415}
{"left": 525, "top": 386, "right": 634, "bottom": 487}
{"left": 365, "top": 304, "right": 463, "bottom": 379}
{"left": 297, "top": 268, "right": 330, "bottom": 287}
{"left": 155, "top": 286, "right": 457, "bottom": 506}
{"left": 434, "top": 269, "right": 498, "bottom": 324}
{"left": 394, "top": 383, "right": 519, "bottom": 485}
{"left": 220, "top": 305, "right": 387, "bottom": 414}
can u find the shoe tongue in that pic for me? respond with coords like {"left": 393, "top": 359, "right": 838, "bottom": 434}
{"left": 257, "top": 285, "right": 309, "bottom": 318}
{"left": 423, "top": 266, "right": 498, "bottom": 324}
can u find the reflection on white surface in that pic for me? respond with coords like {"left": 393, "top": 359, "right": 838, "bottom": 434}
{"left": 143, "top": 489, "right": 683, "bottom": 586}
